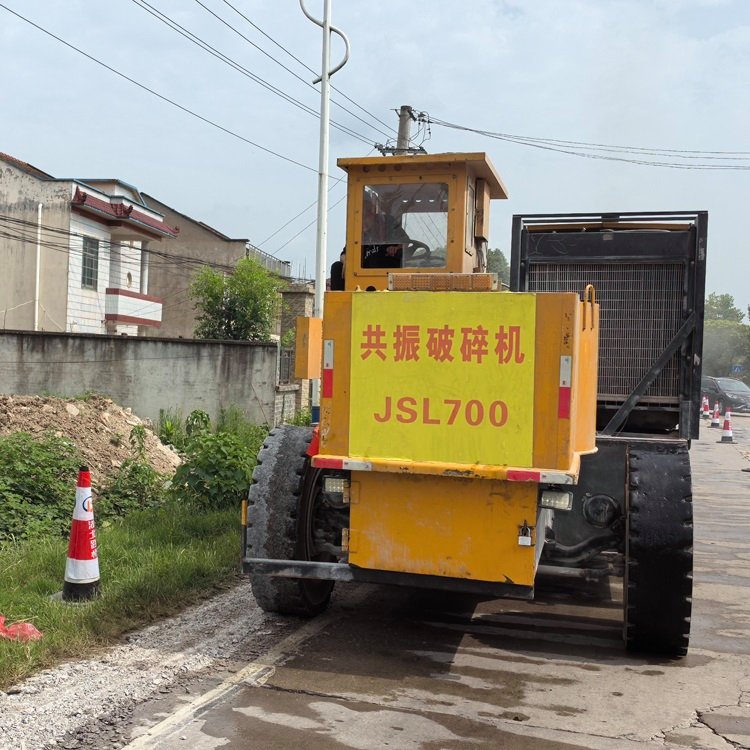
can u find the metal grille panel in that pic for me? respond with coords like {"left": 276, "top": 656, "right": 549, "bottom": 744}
{"left": 528, "top": 263, "right": 684, "bottom": 402}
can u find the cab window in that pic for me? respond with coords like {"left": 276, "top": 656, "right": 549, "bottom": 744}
{"left": 361, "top": 183, "right": 448, "bottom": 269}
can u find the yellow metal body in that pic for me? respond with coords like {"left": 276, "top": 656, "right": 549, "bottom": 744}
{"left": 294, "top": 315, "right": 322, "bottom": 379}
{"left": 349, "top": 473, "right": 538, "bottom": 585}
{"left": 314, "top": 288, "right": 598, "bottom": 586}
{"left": 317, "top": 290, "right": 597, "bottom": 476}
{"left": 301, "top": 153, "right": 599, "bottom": 589}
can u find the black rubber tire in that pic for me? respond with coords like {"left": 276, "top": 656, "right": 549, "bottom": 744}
{"left": 246, "top": 425, "right": 334, "bottom": 616}
{"left": 624, "top": 443, "right": 693, "bottom": 656}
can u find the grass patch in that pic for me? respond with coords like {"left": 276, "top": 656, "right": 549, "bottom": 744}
{"left": 0, "top": 503, "right": 239, "bottom": 691}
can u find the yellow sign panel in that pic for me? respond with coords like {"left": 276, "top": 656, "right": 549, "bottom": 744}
{"left": 349, "top": 292, "right": 536, "bottom": 466}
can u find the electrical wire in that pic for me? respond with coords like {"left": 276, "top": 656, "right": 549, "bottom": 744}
{"left": 217, "top": 0, "right": 399, "bottom": 138}
{"left": 130, "top": 0, "right": 374, "bottom": 146}
{"left": 0, "top": 213, "right": 263, "bottom": 274}
{"left": 270, "top": 192, "right": 347, "bottom": 256}
{"left": 245, "top": 174, "right": 347, "bottom": 257}
{"left": 0, "top": 3, "right": 318, "bottom": 173}
{"left": 427, "top": 115, "right": 750, "bottom": 171}
{"left": 191, "top": 0, "right": 394, "bottom": 141}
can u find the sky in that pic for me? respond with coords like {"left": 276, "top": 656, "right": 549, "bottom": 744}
{"left": 1, "top": 0, "right": 748, "bottom": 309}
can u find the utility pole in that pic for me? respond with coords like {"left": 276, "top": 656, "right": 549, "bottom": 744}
{"left": 396, "top": 105, "right": 414, "bottom": 152}
{"left": 299, "top": 0, "right": 349, "bottom": 421}
{"left": 375, "top": 106, "right": 425, "bottom": 156}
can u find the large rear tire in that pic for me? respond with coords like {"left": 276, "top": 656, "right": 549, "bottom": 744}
{"left": 624, "top": 443, "right": 693, "bottom": 656}
{"left": 247, "top": 425, "right": 335, "bottom": 616}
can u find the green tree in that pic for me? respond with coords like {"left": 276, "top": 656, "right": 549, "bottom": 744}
{"left": 705, "top": 292, "right": 744, "bottom": 322}
{"left": 486, "top": 248, "right": 510, "bottom": 286}
{"left": 702, "top": 320, "right": 750, "bottom": 379}
{"left": 190, "top": 258, "right": 283, "bottom": 340}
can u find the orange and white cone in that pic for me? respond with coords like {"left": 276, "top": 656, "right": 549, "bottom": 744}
{"left": 721, "top": 410, "right": 734, "bottom": 443}
{"left": 710, "top": 402, "right": 721, "bottom": 428}
{"left": 62, "top": 467, "right": 100, "bottom": 602}
{"left": 702, "top": 396, "right": 710, "bottom": 419}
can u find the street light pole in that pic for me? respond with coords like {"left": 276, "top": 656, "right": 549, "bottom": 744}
{"left": 299, "top": 0, "right": 349, "bottom": 422}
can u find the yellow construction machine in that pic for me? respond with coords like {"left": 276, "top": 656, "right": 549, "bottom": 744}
{"left": 243, "top": 151, "right": 706, "bottom": 657}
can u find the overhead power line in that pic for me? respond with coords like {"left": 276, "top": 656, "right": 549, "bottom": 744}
{"left": 427, "top": 116, "right": 750, "bottom": 170}
{"left": 0, "top": 214, "right": 244, "bottom": 274}
{"left": 190, "top": 0, "right": 393, "bottom": 142}
{"left": 0, "top": 3, "right": 318, "bottom": 173}
{"left": 130, "top": 0, "right": 374, "bottom": 146}
{"left": 217, "top": 0, "right": 398, "bottom": 138}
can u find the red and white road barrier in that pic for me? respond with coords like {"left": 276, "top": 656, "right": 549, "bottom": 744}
{"left": 710, "top": 402, "right": 721, "bottom": 428}
{"left": 721, "top": 410, "right": 734, "bottom": 443}
{"left": 702, "top": 396, "right": 710, "bottom": 419}
{"left": 62, "top": 467, "right": 100, "bottom": 602}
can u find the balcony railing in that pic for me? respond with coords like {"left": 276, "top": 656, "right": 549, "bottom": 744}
{"left": 104, "top": 288, "right": 163, "bottom": 327}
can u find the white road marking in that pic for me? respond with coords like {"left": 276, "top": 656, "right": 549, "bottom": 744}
{"left": 122, "top": 593, "right": 367, "bottom": 749}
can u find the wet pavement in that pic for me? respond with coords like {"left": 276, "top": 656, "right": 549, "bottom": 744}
{"left": 123, "top": 419, "right": 750, "bottom": 750}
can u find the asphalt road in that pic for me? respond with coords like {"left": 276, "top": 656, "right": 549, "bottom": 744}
{"left": 123, "top": 419, "right": 750, "bottom": 750}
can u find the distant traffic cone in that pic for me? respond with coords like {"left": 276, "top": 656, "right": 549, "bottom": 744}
{"left": 62, "top": 467, "right": 100, "bottom": 602}
{"left": 710, "top": 402, "right": 721, "bottom": 428}
{"left": 721, "top": 410, "right": 734, "bottom": 443}
{"left": 702, "top": 396, "right": 710, "bottom": 419}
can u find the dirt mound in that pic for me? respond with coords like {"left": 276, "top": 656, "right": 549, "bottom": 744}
{"left": 0, "top": 395, "right": 180, "bottom": 487}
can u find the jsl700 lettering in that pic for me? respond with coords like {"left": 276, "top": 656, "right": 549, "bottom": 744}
{"left": 373, "top": 396, "right": 509, "bottom": 427}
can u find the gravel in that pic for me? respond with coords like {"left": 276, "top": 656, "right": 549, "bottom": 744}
{"left": 0, "top": 581, "right": 290, "bottom": 750}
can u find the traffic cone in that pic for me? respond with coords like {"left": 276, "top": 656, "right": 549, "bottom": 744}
{"left": 721, "top": 410, "right": 734, "bottom": 443}
{"left": 702, "top": 396, "right": 710, "bottom": 419}
{"left": 710, "top": 402, "right": 721, "bottom": 428}
{"left": 62, "top": 467, "right": 100, "bottom": 602}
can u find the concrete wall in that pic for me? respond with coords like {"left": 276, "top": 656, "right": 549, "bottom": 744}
{"left": 0, "top": 164, "right": 72, "bottom": 332}
{"left": 0, "top": 331, "right": 279, "bottom": 426}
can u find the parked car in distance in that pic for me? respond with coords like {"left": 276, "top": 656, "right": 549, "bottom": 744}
{"left": 701, "top": 376, "right": 750, "bottom": 413}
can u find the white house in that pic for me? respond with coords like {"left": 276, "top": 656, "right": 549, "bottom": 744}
{"left": 0, "top": 152, "right": 177, "bottom": 335}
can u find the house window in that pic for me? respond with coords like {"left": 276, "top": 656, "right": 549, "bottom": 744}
{"left": 82, "top": 237, "right": 99, "bottom": 290}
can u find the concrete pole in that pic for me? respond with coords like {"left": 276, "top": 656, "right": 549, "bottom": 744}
{"left": 396, "top": 105, "right": 414, "bottom": 151}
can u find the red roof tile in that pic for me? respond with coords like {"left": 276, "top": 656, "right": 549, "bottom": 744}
{"left": 72, "top": 188, "right": 178, "bottom": 237}
{"left": 0, "top": 152, "right": 54, "bottom": 180}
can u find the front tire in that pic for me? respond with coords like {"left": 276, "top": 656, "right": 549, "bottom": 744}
{"left": 247, "top": 426, "right": 335, "bottom": 616}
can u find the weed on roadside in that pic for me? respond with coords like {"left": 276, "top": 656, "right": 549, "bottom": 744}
{"left": 0, "top": 432, "right": 81, "bottom": 541}
{"left": 0, "top": 505, "right": 238, "bottom": 691}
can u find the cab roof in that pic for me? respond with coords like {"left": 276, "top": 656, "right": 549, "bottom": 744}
{"left": 337, "top": 152, "right": 508, "bottom": 199}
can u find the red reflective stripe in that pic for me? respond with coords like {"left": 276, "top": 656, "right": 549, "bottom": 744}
{"left": 77, "top": 470, "right": 91, "bottom": 488}
{"left": 322, "top": 368, "right": 333, "bottom": 398}
{"left": 313, "top": 457, "right": 344, "bottom": 469}
{"left": 558, "top": 386, "right": 571, "bottom": 419}
{"left": 506, "top": 469, "right": 540, "bottom": 482}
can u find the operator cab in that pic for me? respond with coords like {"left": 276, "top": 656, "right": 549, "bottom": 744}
{"left": 334, "top": 153, "right": 508, "bottom": 291}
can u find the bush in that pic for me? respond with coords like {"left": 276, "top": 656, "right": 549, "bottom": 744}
{"left": 216, "top": 405, "right": 269, "bottom": 449}
{"left": 186, "top": 409, "right": 211, "bottom": 437}
{"left": 286, "top": 408, "right": 312, "bottom": 426}
{"left": 98, "top": 460, "right": 168, "bottom": 519}
{"left": 158, "top": 407, "right": 187, "bottom": 452}
{"left": 171, "top": 432, "right": 256, "bottom": 510}
{"left": 0, "top": 432, "right": 82, "bottom": 541}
